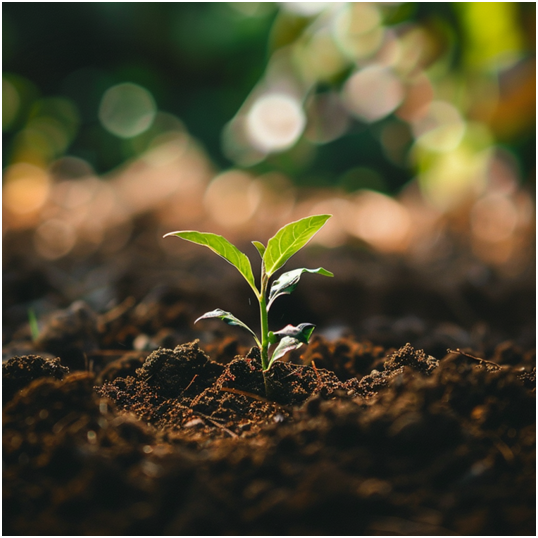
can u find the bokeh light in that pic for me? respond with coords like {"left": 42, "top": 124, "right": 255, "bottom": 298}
{"left": 34, "top": 218, "right": 77, "bottom": 260}
{"left": 280, "top": 2, "right": 333, "bottom": 17}
{"left": 1, "top": 2, "right": 534, "bottom": 274}
{"left": 343, "top": 65, "right": 404, "bottom": 123}
{"left": 471, "top": 193, "right": 518, "bottom": 243}
{"left": 246, "top": 93, "right": 306, "bottom": 153}
{"left": 204, "top": 170, "right": 260, "bottom": 228}
{"left": 305, "top": 92, "right": 350, "bottom": 144}
{"left": 344, "top": 190, "right": 411, "bottom": 252}
{"left": 2, "top": 77, "right": 20, "bottom": 130}
{"left": 333, "top": 2, "right": 384, "bottom": 60}
{"left": 98, "top": 83, "right": 157, "bottom": 139}
{"left": 3, "top": 163, "right": 50, "bottom": 216}
{"left": 412, "top": 101, "right": 466, "bottom": 153}
{"left": 458, "top": 2, "right": 524, "bottom": 70}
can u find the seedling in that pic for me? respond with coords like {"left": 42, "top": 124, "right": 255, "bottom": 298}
{"left": 164, "top": 215, "right": 333, "bottom": 378}
{"left": 28, "top": 308, "right": 40, "bottom": 342}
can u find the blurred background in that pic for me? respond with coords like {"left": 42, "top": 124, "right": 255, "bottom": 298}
{"left": 2, "top": 2, "right": 536, "bottom": 353}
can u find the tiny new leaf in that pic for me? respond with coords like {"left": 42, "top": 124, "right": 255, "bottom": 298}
{"left": 271, "top": 323, "right": 316, "bottom": 344}
{"left": 268, "top": 336, "right": 306, "bottom": 369}
{"left": 195, "top": 308, "right": 260, "bottom": 345}
{"left": 263, "top": 215, "right": 331, "bottom": 276}
{"left": 252, "top": 241, "right": 266, "bottom": 259}
{"left": 268, "top": 267, "right": 333, "bottom": 309}
{"left": 164, "top": 231, "right": 257, "bottom": 295}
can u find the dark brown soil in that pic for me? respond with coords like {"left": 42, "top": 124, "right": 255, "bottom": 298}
{"left": 2, "top": 214, "right": 536, "bottom": 535}
{"left": 3, "top": 334, "right": 535, "bottom": 535}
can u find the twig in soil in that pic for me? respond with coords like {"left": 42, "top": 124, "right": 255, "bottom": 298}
{"left": 219, "top": 386, "right": 269, "bottom": 403}
{"left": 98, "top": 296, "right": 136, "bottom": 325}
{"left": 447, "top": 348, "right": 501, "bottom": 370}
{"left": 193, "top": 412, "right": 238, "bottom": 438}
{"left": 83, "top": 353, "right": 94, "bottom": 373}
{"left": 282, "top": 365, "right": 303, "bottom": 379}
{"left": 180, "top": 374, "right": 198, "bottom": 395}
{"left": 492, "top": 435, "right": 515, "bottom": 464}
{"left": 52, "top": 411, "right": 80, "bottom": 434}
{"left": 311, "top": 360, "right": 322, "bottom": 391}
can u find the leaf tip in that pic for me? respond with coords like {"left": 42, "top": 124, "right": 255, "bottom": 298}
{"left": 163, "top": 231, "right": 181, "bottom": 239}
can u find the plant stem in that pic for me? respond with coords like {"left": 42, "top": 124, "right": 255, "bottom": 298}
{"left": 259, "top": 271, "right": 269, "bottom": 371}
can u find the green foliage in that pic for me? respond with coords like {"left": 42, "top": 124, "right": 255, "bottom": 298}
{"left": 28, "top": 308, "right": 39, "bottom": 342}
{"left": 195, "top": 308, "right": 260, "bottom": 346}
{"left": 271, "top": 323, "right": 316, "bottom": 344}
{"left": 164, "top": 215, "right": 333, "bottom": 380}
{"left": 263, "top": 214, "right": 331, "bottom": 276}
{"left": 268, "top": 336, "right": 306, "bottom": 368}
{"left": 268, "top": 267, "right": 333, "bottom": 309}
{"left": 268, "top": 323, "right": 316, "bottom": 369}
{"left": 163, "top": 230, "right": 257, "bottom": 294}
{"left": 251, "top": 241, "right": 266, "bottom": 259}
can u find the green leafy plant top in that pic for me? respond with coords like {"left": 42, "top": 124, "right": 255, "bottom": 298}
{"left": 164, "top": 215, "right": 333, "bottom": 375}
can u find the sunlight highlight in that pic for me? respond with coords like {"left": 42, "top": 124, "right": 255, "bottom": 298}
{"left": 99, "top": 83, "right": 157, "bottom": 138}
{"left": 246, "top": 93, "right": 306, "bottom": 152}
{"left": 3, "top": 163, "right": 50, "bottom": 215}
{"left": 343, "top": 65, "right": 404, "bottom": 123}
{"left": 204, "top": 170, "right": 261, "bottom": 227}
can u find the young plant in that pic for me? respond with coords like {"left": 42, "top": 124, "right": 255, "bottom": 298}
{"left": 164, "top": 215, "right": 333, "bottom": 374}
{"left": 28, "top": 308, "right": 40, "bottom": 342}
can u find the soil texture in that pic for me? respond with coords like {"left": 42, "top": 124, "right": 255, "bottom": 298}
{"left": 2, "top": 215, "right": 535, "bottom": 535}
{"left": 3, "top": 334, "right": 535, "bottom": 535}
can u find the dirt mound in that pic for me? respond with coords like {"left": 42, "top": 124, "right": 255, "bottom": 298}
{"left": 3, "top": 339, "right": 534, "bottom": 534}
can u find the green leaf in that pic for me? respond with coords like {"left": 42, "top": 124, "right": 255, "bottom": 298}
{"left": 272, "top": 323, "right": 316, "bottom": 344}
{"left": 267, "top": 336, "right": 305, "bottom": 369}
{"left": 252, "top": 241, "right": 266, "bottom": 259}
{"left": 263, "top": 215, "right": 332, "bottom": 276}
{"left": 267, "top": 323, "right": 316, "bottom": 369}
{"left": 164, "top": 231, "right": 258, "bottom": 295}
{"left": 195, "top": 308, "right": 260, "bottom": 346}
{"left": 268, "top": 267, "right": 333, "bottom": 309}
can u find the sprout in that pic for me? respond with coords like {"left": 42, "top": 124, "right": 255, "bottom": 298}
{"left": 164, "top": 215, "right": 333, "bottom": 387}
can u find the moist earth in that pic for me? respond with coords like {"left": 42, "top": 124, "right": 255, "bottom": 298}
{"left": 3, "top": 228, "right": 536, "bottom": 535}
{"left": 3, "top": 335, "right": 535, "bottom": 535}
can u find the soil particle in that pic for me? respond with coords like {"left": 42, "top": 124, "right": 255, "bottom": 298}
{"left": 299, "top": 335, "right": 386, "bottom": 379}
{"left": 383, "top": 342, "right": 439, "bottom": 374}
{"left": 95, "top": 351, "right": 147, "bottom": 384}
{"left": 35, "top": 300, "right": 100, "bottom": 371}
{"left": 3, "top": 340, "right": 535, "bottom": 534}
{"left": 135, "top": 340, "right": 224, "bottom": 398}
{"left": 2, "top": 354, "right": 69, "bottom": 404}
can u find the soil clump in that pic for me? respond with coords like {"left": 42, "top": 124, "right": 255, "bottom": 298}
{"left": 3, "top": 336, "right": 535, "bottom": 535}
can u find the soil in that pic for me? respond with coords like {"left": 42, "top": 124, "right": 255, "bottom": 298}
{"left": 2, "top": 218, "right": 536, "bottom": 535}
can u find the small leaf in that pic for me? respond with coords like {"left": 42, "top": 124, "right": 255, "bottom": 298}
{"left": 268, "top": 267, "right": 333, "bottom": 309}
{"left": 272, "top": 323, "right": 316, "bottom": 344}
{"left": 263, "top": 215, "right": 332, "bottom": 276}
{"left": 252, "top": 241, "right": 266, "bottom": 259}
{"left": 267, "top": 324, "right": 316, "bottom": 369}
{"left": 268, "top": 336, "right": 305, "bottom": 369}
{"left": 195, "top": 308, "right": 259, "bottom": 345}
{"left": 164, "top": 231, "right": 257, "bottom": 294}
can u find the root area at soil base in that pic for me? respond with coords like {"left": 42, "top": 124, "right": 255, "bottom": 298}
{"left": 3, "top": 338, "right": 535, "bottom": 535}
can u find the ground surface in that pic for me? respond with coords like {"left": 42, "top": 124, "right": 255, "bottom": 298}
{"left": 2, "top": 216, "right": 536, "bottom": 535}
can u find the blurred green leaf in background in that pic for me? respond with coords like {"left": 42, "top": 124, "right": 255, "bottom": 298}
{"left": 3, "top": 2, "right": 535, "bottom": 200}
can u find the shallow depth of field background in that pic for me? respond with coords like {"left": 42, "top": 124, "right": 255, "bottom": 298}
{"left": 3, "top": 2, "right": 535, "bottom": 322}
